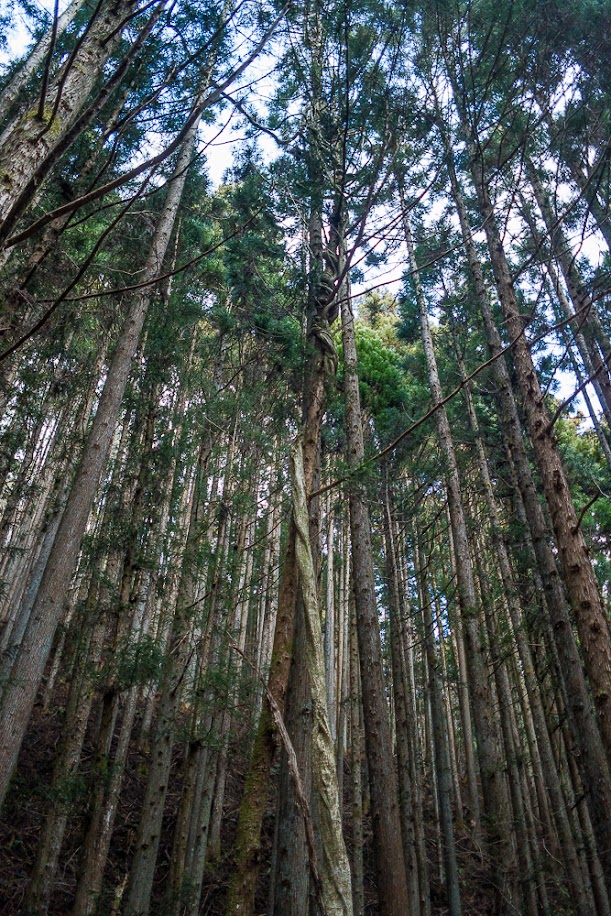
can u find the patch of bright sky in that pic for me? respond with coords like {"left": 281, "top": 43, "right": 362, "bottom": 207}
{"left": 198, "top": 49, "right": 281, "bottom": 186}
{"left": 0, "top": 0, "right": 67, "bottom": 67}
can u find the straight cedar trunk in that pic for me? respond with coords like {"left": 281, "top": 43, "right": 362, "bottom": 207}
{"left": 443, "top": 139, "right": 611, "bottom": 892}
{"left": 461, "top": 117, "right": 611, "bottom": 761}
{"left": 474, "top": 551, "right": 539, "bottom": 916}
{"left": 415, "top": 523, "right": 461, "bottom": 916}
{"left": 175, "top": 735, "right": 220, "bottom": 913}
{"left": 122, "top": 338, "right": 223, "bottom": 913}
{"left": 381, "top": 469, "right": 423, "bottom": 916}
{"left": 432, "top": 588, "right": 462, "bottom": 823}
{"left": 256, "top": 474, "right": 283, "bottom": 684}
{"left": 226, "top": 304, "right": 335, "bottom": 916}
{"left": 72, "top": 487, "right": 162, "bottom": 915}
{"left": 207, "top": 509, "right": 258, "bottom": 865}
{"left": 169, "top": 432, "right": 241, "bottom": 915}
{"left": 349, "top": 593, "right": 365, "bottom": 916}
{"left": 269, "top": 590, "right": 312, "bottom": 916}
{"left": 400, "top": 202, "right": 517, "bottom": 911}
{"left": 24, "top": 408, "right": 147, "bottom": 910}
{"left": 324, "top": 497, "right": 336, "bottom": 739}
{"left": 72, "top": 686, "right": 140, "bottom": 916}
{"left": 339, "top": 278, "right": 411, "bottom": 915}
{"left": 457, "top": 354, "right": 595, "bottom": 913}
{"left": 0, "top": 411, "right": 50, "bottom": 595}
{"left": 271, "top": 435, "right": 320, "bottom": 915}
{"left": 172, "top": 740, "right": 218, "bottom": 916}
{"left": 227, "top": 9, "right": 340, "bottom": 900}
{"left": 24, "top": 572, "right": 109, "bottom": 912}
{"left": 0, "top": 401, "right": 80, "bottom": 663}
{"left": 0, "top": 121, "right": 198, "bottom": 809}
{"left": 122, "top": 436, "right": 215, "bottom": 916}
{"left": 335, "top": 514, "right": 350, "bottom": 801}
{"left": 437, "top": 527, "right": 480, "bottom": 835}
{"left": 507, "top": 448, "right": 611, "bottom": 914}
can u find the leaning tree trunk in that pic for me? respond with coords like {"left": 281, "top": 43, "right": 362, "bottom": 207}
{"left": 0, "top": 0, "right": 157, "bottom": 245}
{"left": 460, "top": 109, "right": 611, "bottom": 764}
{"left": 0, "top": 0, "right": 87, "bottom": 127}
{"left": 443, "top": 132, "right": 611, "bottom": 891}
{"left": 0, "top": 120, "right": 199, "bottom": 809}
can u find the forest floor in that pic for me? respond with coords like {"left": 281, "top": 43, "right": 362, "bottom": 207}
{"left": 0, "top": 697, "right": 565, "bottom": 914}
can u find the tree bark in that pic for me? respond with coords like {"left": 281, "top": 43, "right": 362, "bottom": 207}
{"left": 382, "top": 469, "right": 423, "bottom": 915}
{"left": 400, "top": 199, "right": 516, "bottom": 910}
{"left": 414, "top": 518, "right": 461, "bottom": 916}
{"left": 340, "top": 273, "right": 411, "bottom": 915}
{"left": 0, "top": 0, "right": 87, "bottom": 127}
{"left": 463, "top": 123, "right": 611, "bottom": 763}
{"left": 457, "top": 351, "right": 596, "bottom": 912}
{"left": 290, "top": 439, "right": 353, "bottom": 914}
{"left": 0, "top": 0, "right": 148, "bottom": 240}
{"left": 443, "top": 133, "right": 611, "bottom": 888}
{"left": 0, "top": 120, "right": 198, "bottom": 809}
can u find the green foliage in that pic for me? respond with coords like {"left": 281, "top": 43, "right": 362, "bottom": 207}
{"left": 555, "top": 410, "right": 611, "bottom": 585}
{"left": 115, "top": 634, "right": 166, "bottom": 690}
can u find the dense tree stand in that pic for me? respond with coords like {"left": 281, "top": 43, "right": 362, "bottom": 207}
{"left": 1, "top": 1, "right": 610, "bottom": 913}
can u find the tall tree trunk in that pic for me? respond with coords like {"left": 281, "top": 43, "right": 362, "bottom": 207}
{"left": 349, "top": 593, "right": 365, "bottom": 916}
{"left": 456, "top": 350, "right": 596, "bottom": 912}
{"left": 382, "top": 468, "right": 422, "bottom": 916}
{"left": 324, "top": 496, "right": 336, "bottom": 741}
{"left": 340, "top": 270, "right": 411, "bottom": 915}
{"left": 269, "top": 589, "right": 313, "bottom": 916}
{"left": 400, "top": 199, "right": 516, "bottom": 910}
{"left": 443, "top": 133, "right": 611, "bottom": 888}
{"left": 24, "top": 569, "right": 109, "bottom": 912}
{"left": 226, "top": 20, "right": 341, "bottom": 899}
{"left": 414, "top": 519, "right": 461, "bottom": 916}
{"left": 122, "top": 434, "right": 215, "bottom": 915}
{"left": 461, "top": 110, "right": 611, "bottom": 763}
{"left": 0, "top": 0, "right": 87, "bottom": 126}
{"left": 0, "top": 120, "right": 199, "bottom": 809}
{"left": 290, "top": 439, "right": 353, "bottom": 914}
{"left": 474, "top": 547, "right": 539, "bottom": 916}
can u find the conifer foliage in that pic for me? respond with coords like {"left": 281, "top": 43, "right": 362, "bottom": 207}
{"left": 0, "top": 0, "right": 610, "bottom": 913}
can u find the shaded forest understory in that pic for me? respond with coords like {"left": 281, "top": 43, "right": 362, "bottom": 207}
{"left": 0, "top": 0, "right": 610, "bottom": 913}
